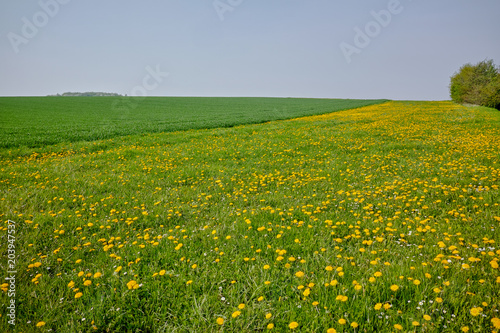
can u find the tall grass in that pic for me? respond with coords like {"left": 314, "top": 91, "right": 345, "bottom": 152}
{"left": 0, "top": 101, "right": 499, "bottom": 332}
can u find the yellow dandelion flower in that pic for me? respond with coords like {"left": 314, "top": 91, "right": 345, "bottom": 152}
{"left": 267, "top": 323, "right": 274, "bottom": 330}
{"left": 36, "top": 321, "right": 46, "bottom": 327}
{"left": 93, "top": 272, "right": 102, "bottom": 278}
{"left": 295, "top": 271, "right": 304, "bottom": 278}
{"left": 289, "top": 321, "right": 299, "bottom": 329}
{"left": 232, "top": 311, "right": 241, "bottom": 318}
{"left": 327, "top": 328, "right": 337, "bottom": 333}
{"left": 394, "top": 324, "right": 403, "bottom": 330}
{"left": 470, "top": 307, "right": 482, "bottom": 316}
{"left": 238, "top": 303, "right": 245, "bottom": 310}
{"left": 423, "top": 314, "right": 431, "bottom": 321}
{"left": 216, "top": 317, "right": 224, "bottom": 325}
{"left": 266, "top": 313, "right": 272, "bottom": 319}
{"left": 159, "top": 270, "right": 166, "bottom": 276}
{"left": 75, "top": 292, "right": 83, "bottom": 299}
{"left": 83, "top": 280, "right": 92, "bottom": 286}
{"left": 390, "top": 284, "right": 399, "bottom": 291}
{"left": 491, "top": 318, "right": 500, "bottom": 329}
{"left": 126, "top": 280, "right": 138, "bottom": 290}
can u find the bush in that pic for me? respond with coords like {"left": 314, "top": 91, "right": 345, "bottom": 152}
{"left": 450, "top": 59, "right": 500, "bottom": 110}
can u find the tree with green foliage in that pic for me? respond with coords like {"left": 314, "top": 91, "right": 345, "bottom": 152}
{"left": 450, "top": 59, "right": 500, "bottom": 110}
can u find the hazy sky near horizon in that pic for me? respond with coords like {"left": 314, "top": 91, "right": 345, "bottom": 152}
{"left": 1, "top": 0, "right": 499, "bottom": 100}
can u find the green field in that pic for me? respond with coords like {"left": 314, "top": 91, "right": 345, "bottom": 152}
{"left": 1, "top": 100, "right": 500, "bottom": 332}
{"left": 0, "top": 97, "right": 386, "bottom": 149}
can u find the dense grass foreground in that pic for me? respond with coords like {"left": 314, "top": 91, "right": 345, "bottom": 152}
{"left": 1, "top": 101, "right": 500, "bottom": 332}
{"left": 0, "top": 96, "right": 386, "bottom": 149}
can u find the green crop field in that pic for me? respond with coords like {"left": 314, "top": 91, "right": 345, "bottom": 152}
{"left": 1, "top": 100, "right": 500, "bottom": 332}
{"left": 0, "top": 97, "right": 386, "bottom": 149}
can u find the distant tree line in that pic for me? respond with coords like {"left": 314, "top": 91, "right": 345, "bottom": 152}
{"left": 49, "top": 92, "right": 123, "bottom": 97}
{"left": 450, "top": 59, "right": 500, "bottom": 110}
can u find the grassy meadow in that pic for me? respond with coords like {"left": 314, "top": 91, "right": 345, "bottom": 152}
{"left": 0, "top": 97, "right": 386, "bottom": 149}
{"left": 1, "top": 100, "right": 500, "bottom": 332}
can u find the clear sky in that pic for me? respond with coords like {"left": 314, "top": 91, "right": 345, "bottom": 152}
{"left": 1, "top": 0, "right": 499, "bottom": 100}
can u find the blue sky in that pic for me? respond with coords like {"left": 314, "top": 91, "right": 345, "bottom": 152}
{"left": 1, "top": 0, "right": 499, "bottom": 100}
